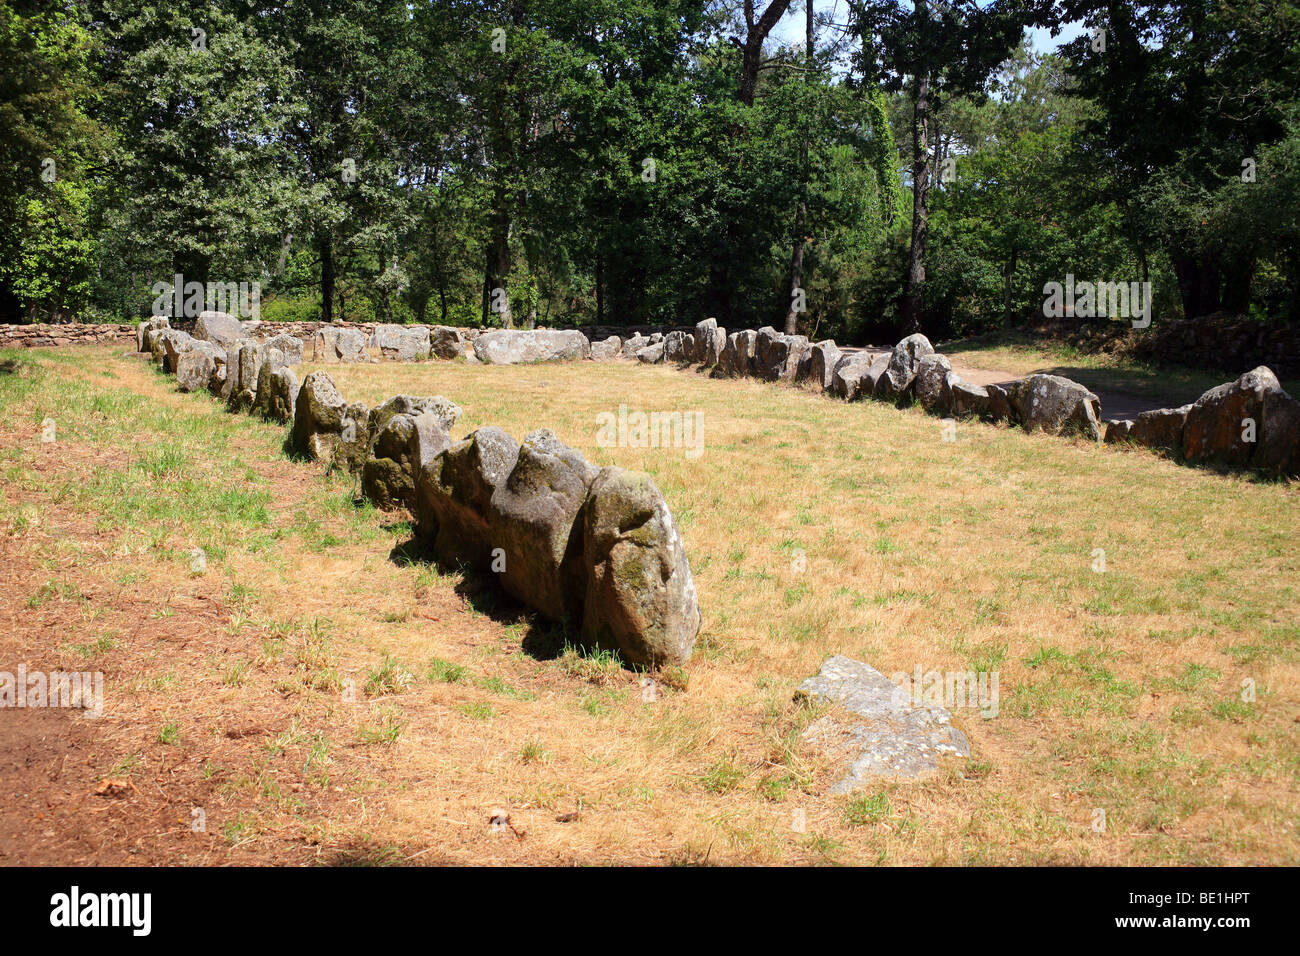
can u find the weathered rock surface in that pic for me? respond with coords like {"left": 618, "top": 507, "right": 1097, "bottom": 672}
{"left": 154, "top": 329, "right": 194, "bottom": 371}
{"left": 263, "top": 333, "right": 304, "bottom": 365}
{"left": 1182, "top": 366, "right": 1282, "bottom": 468}
{"left": 590, "top": 335, "right": 622, "bottom": 361}
{"left": 313, "top": 326, "right": 368, "bottom": 363}
{"left": 1258, "top": 387, "right": 1300, "bottom": 476}
{"left": 580, "top": 467, "right": 701, "bottom": 668}
{"left": 694, "top": 318, "right": 725, "bottom": 366}
{"left": 372, "top": 324, "right": 431, "bottom": 361}
{"left": 175, "top": 340, "right": 226, "bottom": 392}
{"left": 413, "top": 426, "right": 520, "bottom": 567}
{"left": 253, "top": 362, "right": 300, "bottom": 424}
{"left": 1129, "top": 404, "right": 1190, "bottom": 452}
{"left": 621, "top": 333, "right": 650, "bottom": 358}
{"left": 228, "top": 342, "right": 268, "bottom": 409}
{"left": 635, "top": 343, "right": 665, "bottom": 364}
{"left": 756, "top": 330, "right": 811, "bottom": 383}
{"left": 291, "top": 371, "right": 350, "bottom": 463}
{"left": 430, "top": 326, "right": 465, "bottom": 360}
{"left": 796, "top": 655, "right": 970, "bottom": 792}
{"left": 874, "top": 333, "right": 934, "bottom": 403}
{"left": 985, "top": 383, "right": 1013, "bottom": 423}
{"left": 914, "top": 353, "right": 953, "bottom": 413}
{"left": 830, "top": 352, "right": 886, "bottom": 400}
{"left": 473, "top": 329, "right": 590, "bottom": 364}
{"left": 138, "top": 316, "right": 169, "bottom": 352}
{"left": 715, "top": 330, "right": 756, "bottom": 377}
{"left": 492, "top": 430, "right": 599, "bottom": 624}
{"left": 808, "top": 341, "right": 841, "bottom": 392}
{"left": 1007, "top": 373, "right": 1103, "bottom": 441}
{"left": 193, "top": 311, "right": 247, "bottom": 350}
{"left": 664, "top": 330, "right": 689, "bottom": 364}
{"left": 946, "top": 373, "right": 990, "bottom": 418}
{"left": 368, "top": 394, "right": 462, "bottom": 439}
{"left": 362, "top": 412, "right": 452, "bottom": 510}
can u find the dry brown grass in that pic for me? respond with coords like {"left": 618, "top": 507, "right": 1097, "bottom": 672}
{"left": 0, "top": 343, "right": 1295, "bottom": 865}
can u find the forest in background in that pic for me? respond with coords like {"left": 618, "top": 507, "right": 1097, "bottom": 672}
{"left": 2, "top": 0, "right": 1298, "bottom": 344}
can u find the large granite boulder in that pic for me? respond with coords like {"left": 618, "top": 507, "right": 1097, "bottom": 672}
{"left": 663, "top": 330, "right": 690, "bottom": 364}
{"left": 621, "top": 333, "right": 650, "bottom": 358}
{"left": 985, "top": 383, "right": 1014, "bottom": 423}
{"left": 291, "top": 371, "right": 349, "bottom": 463}
{"left": 913, "top": 353, "right": 953, "bottom": 413}
{"left": 412, "top": 426, "right": 520, "bottom": 567}
{"left": 1104, "top": 419, "right": 1133, "bottom": 444}
{"left": 1006, "top": 373, "right": 1103, "bottom": 441}
{"left": 756, "top": 329, "right": 811, "bottom": 383}
{"left": 579, "top": 467, "right": 701, "bottom": 668}
{"left": 154, "top": 329, "right": 194, "bottom": 372}
{"left": 473, "top": 329, "right": 590, "bottom": 364}
{"left": 372, "top": 324, "right": 431, "bottom": 361}
{"left": 138, "top": 316, "right": 169, "bottom": 352}
{"left": 193, "top": 311, "right": 247, "bottom": 350}
{"left": 368, "top": 394, "right": 462, "bottom": 440}
{"left": 430, "top": 326, "right": 465, "bottom": 360}
{"left": 808, "top": 341, "right": 841, "bottom": 392}
{"left": 313, "top": 326, "right": 368, "bottom": 363}
{"left": 1129, "top": 404, "right": 1191, "bottom": 453}
{"left": 253, "top": 360, "right": 300, "bottom": 424}
{"left": 945, "top": 372, "right": 990, "bottom": 418}
{"left": 491, "top": 430, "right": 599, "bottom": 624}
{"left": 874, "top": 333, "right": 934, "bottom": 403}
{"left": 1182, "top": 366, "right": 1295, "bottom": 471}
{"left": 635, "top": 343, "right": 665, "bottom": 364}
{"left": 694, "top": 318, "right": 725, "bottom": 366}
{"left": 1258, "top": 388, "right": 1300, "bottom": 476}
{"left": 362, "top": 412, "right": 452, "bottom": 510}
{"left": 715, "top": 330, "right": 757, "bottom": 378}
{"left": 175, "top": 340, "right": 226, "bottom": 392}
{"left": 263, "top": 333, "right": 304, "bottom": 365}
{"left": 830, "top": 352, "right": 887, "bottom": 401}
{"left": 591, "top": 335, "right": 622, "bottom": 361}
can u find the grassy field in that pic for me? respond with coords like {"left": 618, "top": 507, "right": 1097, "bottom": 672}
{"left": 0, "top": 343, "right": 1296, "bottom": 865}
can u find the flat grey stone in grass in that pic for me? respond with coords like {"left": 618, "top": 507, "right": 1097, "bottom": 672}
{"left": 473, "top": 329, "right": 590, "bottom": 364}
{"left": 796, "top": 655, "right": 970, "bottom": 792}
{"left": 591, "top": 335, "right": 622, "bottom": 361}
{"left": 263, "top": 333, "right": 304, "bottom": 365}
{"left": 635, "top": 343, "right": 665, "bottom": 364}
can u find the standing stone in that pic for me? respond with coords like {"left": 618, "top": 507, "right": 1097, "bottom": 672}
{"left": 913, "top": 353, "right": 953, "bottom": 413}
{"left": 372, "top": 324, "right": 431, "bottom": 361}
{"left": 580, "top": 467, "right": 701, "bottom": 668}
{"left": 1258, "top": 388, "right": 1300, "bottom": 476}
{"left": 254, "top": 363, "right": 300, "bottom": 424}
{"left": 830, "top": 352, "right": 886, "bottom": 400}
{"left": 291, "top": 371, "right": 349, "bottom": 463}
{"left": 664, "top": 330, "right": 689, "bottom": 364}
{"left": 1129, "top": 404, "right": 1191, "bottom": 452}
{"left": 874, "top": 333, "right": 935, "bottom": 403}
{"left": 138, "top": 316, "right": 169, "bottom": 352}
{"left": 591, "top": 335, "right": 622, "bottom": 361}
{"left": 368, "top": 394, "right": 462, "bottom": 441}
{"left": 1182, "top": 366, "right": 1283, "bottom": 468}
{"left": 193, "top": 311, "right": 246, "bottom": 350}
{"left": 263, "top": 333, "right": 304, "bottom": 365}
{"left": 313, "top": 326, "right": 368, "bottom": 363}
{"left": 1104, "top": 419, "right": 1134, "bottom": 444}
{"left": 491, "top": 430, "right": 599, "bottom": 624}
{"left": 808, "top": 341, "right": 841, "bottom": 392}
{"left": 1006, "top": 373, "right": 1103, "bottom": 441}
{"left": 985, "top": 383, "right": 1013, "bottom": 423}
{"left": 412, "top": 427, "right": 521, "bottom": 567}
{"left": 430, "top": 326, "right": 465, "bottom": 359}
{"left": 175, "top": 341, "right": 226, "bottom": 393}
{"left": 621, "top": 333, "right": 650, "bottom": 357}
{"left": 715, "top": 330, "right": 757, "bottom": 378}
{"left": 228, "top": 342, "right": 268, "bottom": 410}
{"left": 362, "top": 412, "right": 452, "bottom": 510}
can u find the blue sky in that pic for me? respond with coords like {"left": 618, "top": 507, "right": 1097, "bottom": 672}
{"left": 768, "top": 1, "right": 1086, "bottom": 56}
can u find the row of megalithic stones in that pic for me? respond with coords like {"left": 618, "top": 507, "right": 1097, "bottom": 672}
{"left": 638, "top": 318, "right": 1297, "bottom": 477}
{"left": 137, "top": 311, "right": 702, "bottom": 669}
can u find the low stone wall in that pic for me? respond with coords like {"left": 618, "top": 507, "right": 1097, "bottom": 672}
{"left": 0, "top": 323, "right": 135, "bottom": 348}
{"left": 136, "top": 316, "right": 703, "bottom": 668}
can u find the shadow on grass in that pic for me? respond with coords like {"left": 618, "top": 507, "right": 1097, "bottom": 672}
{"left": 385, "top": 532, "right": 583, "bottom": 663}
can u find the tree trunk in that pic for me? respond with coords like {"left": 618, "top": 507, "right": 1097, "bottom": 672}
{"left": 317, "top": 231, "right": 335, "bottom": 323}
{"left": 901, "top": 63, "right": 931, "bottom": 336}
